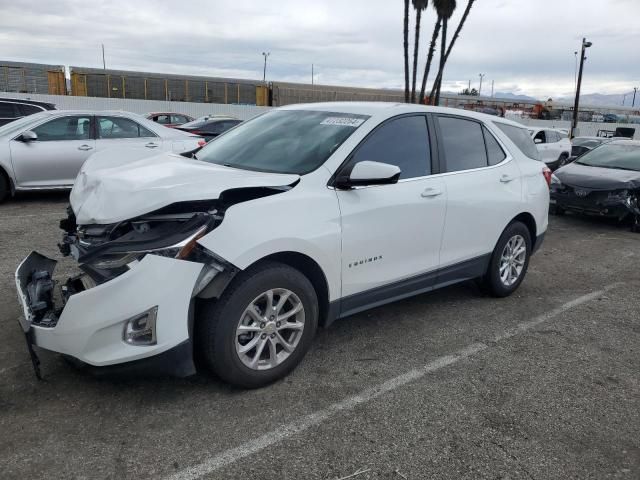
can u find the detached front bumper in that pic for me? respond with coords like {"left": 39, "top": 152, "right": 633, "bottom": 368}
{"left": 15, "top": 251, "right": 204, "bottom": 377}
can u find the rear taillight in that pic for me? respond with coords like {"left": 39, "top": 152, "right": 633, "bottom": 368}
{"left": 197, "top": 139, "right": 206, "bottom": 147}
{"left": 542, "top": 167, "right": 552, "bottom": 188}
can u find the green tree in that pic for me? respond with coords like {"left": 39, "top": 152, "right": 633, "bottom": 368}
{"left": 418, "top": 17, "right": 441, "bottom": 104}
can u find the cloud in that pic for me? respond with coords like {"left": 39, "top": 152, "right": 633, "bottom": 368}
{"left": 0, "top": 0, "right": 638, "bottom": 99}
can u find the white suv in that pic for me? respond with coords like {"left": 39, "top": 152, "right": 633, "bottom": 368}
{"left": 16, "top": 103, "right": 550, "bottom": 388}
{"left": 529, "top": 127, "right": 571, "bottom": 169}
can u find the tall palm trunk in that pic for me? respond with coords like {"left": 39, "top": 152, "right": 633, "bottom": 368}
{"left": 403, "top": 0, "right": 410, "bottom": 103}
{"left": 410, "top": 9, "right": 423, "bottom": 103}
{"left": 434, "top": 17, "right": 447, "bottom": 105}
{"left": 419, "top": 18, "right": 441, "bottom": 104}
{"left": 430, "top": 0, "right": 475, "bottom": 105}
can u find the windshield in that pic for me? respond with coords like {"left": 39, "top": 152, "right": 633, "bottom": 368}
{"left": 195, "top": 110, "right": 370, "bottom": 174}
{"left": 572, "top": 138, "right": 604, "bottom": 149}
{"left": 0, "top": 111, "right": 49, "bottom": 137}
{"left": 182, "top": 118, "right": 218, "bottom": 128}
{"left": 575, "top": 143, "right": 640, "bottom": 171}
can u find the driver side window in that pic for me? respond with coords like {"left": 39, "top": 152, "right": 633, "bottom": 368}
{"left": 348, "top": 115, "right": 431, "bottom": 179}
{"left": 32, "top": 116, "right": 92, "bottom": 141}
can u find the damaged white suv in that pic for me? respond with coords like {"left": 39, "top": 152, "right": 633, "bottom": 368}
{"left": 16, "top": 103, "right": 549, "bottom": 388}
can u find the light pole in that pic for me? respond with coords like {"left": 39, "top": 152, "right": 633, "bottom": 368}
{"left": 623, "top": 93, "right": 627, "bottom": 106}
{"left": 570, "top": 38, "right": 592, "bottom": 139}
{"left": 262, "top": 52, "right": 270, "bottom": 83}
{"left": 102, "top": 44, "right": 106, "bottom": 70}
{"left": 478, "top": 73, "right": 485, "bottom": 96}
{"left": 573, "top": 51, "right": 578, "bottom": 97}
{"left": 633, "top": 87, "right": 638, "bottom": 108}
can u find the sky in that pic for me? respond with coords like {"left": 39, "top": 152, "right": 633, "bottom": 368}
{"left": 0, "top": 0, "right": 638, "bottom": 100}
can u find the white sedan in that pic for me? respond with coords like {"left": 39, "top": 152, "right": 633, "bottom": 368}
{"left": 0, "top": 110, "right": 204, "bottom": 201}
{"left": 529, "top": 127, "right": 572, "bottom": 169}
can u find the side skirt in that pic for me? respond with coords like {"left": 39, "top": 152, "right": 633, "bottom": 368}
{"left": 327, "top": 254, "right": 491, "bottom": 326}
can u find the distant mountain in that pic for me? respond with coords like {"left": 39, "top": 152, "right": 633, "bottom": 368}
{"left": 555, "top": 93, "right": 637, "bottom": 108}
{"left": 493, "top": 92, "right": 539, "bottom": 101}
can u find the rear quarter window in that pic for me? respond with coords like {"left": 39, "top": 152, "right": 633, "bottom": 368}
{"left": 495, "top": 123, "right": 540, "bottom": 161}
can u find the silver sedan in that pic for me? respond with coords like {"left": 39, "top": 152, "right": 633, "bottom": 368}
{"left": 0, "top": 110, "right": 204, "bottom": 201}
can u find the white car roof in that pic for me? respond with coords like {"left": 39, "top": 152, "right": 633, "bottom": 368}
{"left": 280, "top": 101, "right": 526, "bottom": 128}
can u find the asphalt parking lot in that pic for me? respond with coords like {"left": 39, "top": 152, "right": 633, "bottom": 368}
{"left": 1, "top": 193, "right": 638, "bottom": 480}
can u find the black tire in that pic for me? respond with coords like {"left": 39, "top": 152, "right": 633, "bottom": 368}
{"left": 549, "top": 204, "right": 565, "bottom": 216}
{"left": 557, "top": 153, "right": 569, "bottom": 169}
{"left": 196, "top": 261, "right": 318, "bottom": 388}
{"left": 0, "top": 171, "right": 9, "bottom": 203}
{"left": 481, "top": 221, "right": 532, "bottom": 298}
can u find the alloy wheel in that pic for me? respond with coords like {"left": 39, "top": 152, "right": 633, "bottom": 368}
{"left": 499, "top": 234, "right": 527, "bottom": 286}
{"left": 235, "top": 288, "right": 305, "bottom": 370}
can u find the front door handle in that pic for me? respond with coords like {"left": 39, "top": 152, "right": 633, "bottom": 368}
{"left": 77, "top": 145, "right": 93, "bottom": 151}
{"left": 145, "top": 142, "right": 159, "bottom": 148}
{"left": 421, "top": 187, "right": 443, "bottom": 198}
{"left": 500, "top": 174, "right": 515, "bottom": 183}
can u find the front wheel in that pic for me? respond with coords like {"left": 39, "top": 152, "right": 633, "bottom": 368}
{"left": 481, "top": 221, "right": 532, "bottom": 297}
{"left": 196, "top": 261, "right": 318, "bottom": 388}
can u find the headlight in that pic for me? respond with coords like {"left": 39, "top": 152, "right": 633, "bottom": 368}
{"left": 90, "top": 225, "right": 209, "bottom": 269}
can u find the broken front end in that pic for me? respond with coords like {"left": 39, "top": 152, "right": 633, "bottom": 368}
{"left": 15, "top": 201, "right": 236, "bottom": 378}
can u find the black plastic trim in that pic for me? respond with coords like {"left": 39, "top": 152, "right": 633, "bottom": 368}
{"left": 532, "top": 232, "right": 545, "bottom": 254}
{"left": 331, "top": 253, "right": 491, "bottom": 322}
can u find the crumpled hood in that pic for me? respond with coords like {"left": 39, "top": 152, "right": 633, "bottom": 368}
{"left": 555, "top": 162, "right": 640, "bottom": 190}
{"left": 70, "top": 151, "right": 299, "bottom": 225}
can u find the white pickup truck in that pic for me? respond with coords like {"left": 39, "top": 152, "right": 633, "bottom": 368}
{"left": 528, "top": 128, "right": 571, "bottom": 170}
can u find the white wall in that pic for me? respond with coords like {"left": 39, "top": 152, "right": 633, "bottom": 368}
{"left": 0, "top": 92, "right": 270, "bottom": 120}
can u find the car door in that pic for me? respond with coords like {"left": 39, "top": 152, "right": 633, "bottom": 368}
{"left": 94, "top": 115, "right": 163, "bottom": 153}
{"left": 435, "top": 115, "right": 521, "bottom": 273}
{"left": 545, "top": 130, "right": 561, "bottom": 160}
{"left": 9, "top": 114, "right": 94, "bottom": 187}
{"left": 335, "top": 115, "right": 446, "bottom": 306}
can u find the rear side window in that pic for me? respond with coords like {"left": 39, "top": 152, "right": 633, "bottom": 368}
{"left": 495, "top": 123, "right": 540, "bottom": 160}
{"left": 19, "top": 104, "right": 43, "bottom": 116}
{"left": 351, "top": 115, "right": 431, "bottom": 179}
{"left": 98, "top": 116, "right": 156, "bottom": 139}
{"left": 437, "top": 116, "right": 488, "bottom": 172}
{"left": 483, "top": 127, "right": 506, "bottom": 165}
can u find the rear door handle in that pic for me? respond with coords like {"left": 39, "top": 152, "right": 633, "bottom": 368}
{"left": 421, "top": 187, "right": 443, "bottom": 198}
{"left": 77, "top": 145, "right": 93, "bottom": 151}
{"left": 500, "top": 174, "right": 515, "bottom": 183}
{"left": 145, "top": 142, "right": 159, "bottom": 148}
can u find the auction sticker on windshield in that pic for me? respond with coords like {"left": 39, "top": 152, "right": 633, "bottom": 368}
{"left": 320, "top": 117, "right": 366, "bottom": 127}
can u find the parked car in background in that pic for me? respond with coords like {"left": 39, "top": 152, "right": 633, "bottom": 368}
{"left": 0, "top": 98, "right": 56, "bottom": 127}
{"left": 550, "top": 140, "right": 640, "bottom": 230}
{"left": 145, "top": 112, "right": 194, "bottom": 128}
{"left": 569, "top": 136, "right": 613, "bottom": 164}
{"left": 0, "top": 110, "right": 204, "bottom": 201}
{"left": 529, "top": 127, "right": 572, "bottom": 170}
{"left": 15, "top": 103, "right": 549, "bottom": 387}
{"left": 175, "top": 116, "right": 242, "bottom": 142}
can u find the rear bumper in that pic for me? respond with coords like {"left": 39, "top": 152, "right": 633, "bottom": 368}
{"left": 15, "top": 251, "right": 204, "bottom": 376}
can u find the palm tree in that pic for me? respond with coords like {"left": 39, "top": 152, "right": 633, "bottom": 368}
{"left": 430, "top": 0, "right": 476, "bottom": 105}
{"left": 410, "top": 0, "right": 429, "bottom": 103}
{"left": 418, "top": 17, "right": 441, "bottom": 104}
{"left": 403, "top": 0, "right": 410, "bottom": 103}
{"left": 430, "top": 0, "right": 456, "bottom": 105}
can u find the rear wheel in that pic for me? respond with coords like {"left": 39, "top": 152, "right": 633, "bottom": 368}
{"left": 481, "top": 221, "right": 532, "bottom": 297}
{"left": 196, "top": 261, "right": 318, "bottom": 388}
{"left": 0, "top": 171, "right": 9, "bottom": 203}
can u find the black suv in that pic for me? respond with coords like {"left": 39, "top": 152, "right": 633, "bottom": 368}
{"left": 0, "top": 98, "right": 57, "bottom": 127}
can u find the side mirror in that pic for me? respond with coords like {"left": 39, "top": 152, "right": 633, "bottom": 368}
{"left": 20, "top": 131, "right": 38, "bottom": 142}
{"left": 534, "top": 138, "right": 542, "bottom": 144}
{"left": 335, "top": 161, "right": 401, "bottom": 189}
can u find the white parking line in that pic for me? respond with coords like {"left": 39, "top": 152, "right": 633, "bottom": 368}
{"left": 165, "top": 283, "right": 620, "bottom": 480}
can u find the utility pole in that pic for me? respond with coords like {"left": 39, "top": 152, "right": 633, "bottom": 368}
{"left": 478, "top": 73, "right": 485, "bottom": 96}
{"left": 633, "top": 87, "right": 638, "bottom": 108}
{"left": 101, "top": 44, "right": 106, "bottom": 70}
{"left": 573, "top": 51, "right": 578, "bottom": 97}
{"left": 311, "top": 64, "right": 314, "bottom": 86}
{"left": 622, "top": 93, "right": 627, "bottom": 106}
{"left": 571, "top": 38, "right": 592, "bottom": 139}
{"left": 262, "top": 52, "right": 270, "bottom": 83}
{"left": 491, "top": 79, "right": 494, "bottom": 98}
